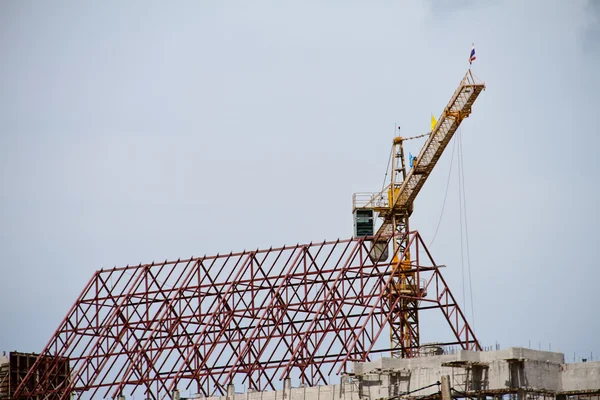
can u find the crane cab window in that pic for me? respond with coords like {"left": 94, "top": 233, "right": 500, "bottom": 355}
{"left": 354, "top": 209, "right": 374, "bottom": 237}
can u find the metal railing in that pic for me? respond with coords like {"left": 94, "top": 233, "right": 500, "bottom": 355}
{"left": 352, "top": 191, "right": 389, "bottom": 211}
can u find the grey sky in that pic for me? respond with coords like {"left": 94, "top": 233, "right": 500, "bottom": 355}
{"left": 1, "top": 0, "right": 599, "bottom": 370}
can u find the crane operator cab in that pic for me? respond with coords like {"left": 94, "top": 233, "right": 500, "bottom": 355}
{"left": 353, "top": 209, "right": 390, "bottom": 261}
{"left": 353, "top": 209, "right": 374, "bottom": 237}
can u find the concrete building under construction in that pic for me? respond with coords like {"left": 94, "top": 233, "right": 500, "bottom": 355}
{"left": 204, "top": 348, "right": 600, "bottom": 400}
{"left": 3, "top": 71, "right": 599, "bottom": 400}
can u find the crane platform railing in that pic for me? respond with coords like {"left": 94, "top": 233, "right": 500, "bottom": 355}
{"left": 353, "top": 192, "right": 390, "bottom": 211}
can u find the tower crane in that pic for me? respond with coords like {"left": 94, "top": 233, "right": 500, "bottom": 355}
{"left": 352, "top": 69, "right": 485, "bottom": 358}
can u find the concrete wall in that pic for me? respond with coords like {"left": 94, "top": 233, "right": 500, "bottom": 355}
{"left": 561, "top": 361, "right": 600, "bottom": 391}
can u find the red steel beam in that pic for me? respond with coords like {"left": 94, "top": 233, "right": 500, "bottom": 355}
{"left": 13, "top": 231, "right": 479, "bottom": 400}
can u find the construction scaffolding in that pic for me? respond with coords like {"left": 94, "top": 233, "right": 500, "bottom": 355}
{"left": 13, "top": 231, "right": 477, "bottom": 399}
{"left": 0, "top": 351, "right": 69, "bottom": 399}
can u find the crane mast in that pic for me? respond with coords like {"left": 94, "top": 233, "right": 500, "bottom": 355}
{"left": 352, "top": 69, "right": 485, "bottom": 358}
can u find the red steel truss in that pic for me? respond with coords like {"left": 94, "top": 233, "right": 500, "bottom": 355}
{"left": 14, "top": 231, "right": 479, "bottom": 400}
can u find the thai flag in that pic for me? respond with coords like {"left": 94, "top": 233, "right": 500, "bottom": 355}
{"left": 469, "top": 44, "right": 476, "bottom": 64}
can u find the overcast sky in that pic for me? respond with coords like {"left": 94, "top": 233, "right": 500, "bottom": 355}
{"left": 1, "top": 0, "right": 599, "bottom": 375}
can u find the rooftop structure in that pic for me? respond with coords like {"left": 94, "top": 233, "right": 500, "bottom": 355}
{"left": 11, "top": 231, "right": 477, "bottom": 399}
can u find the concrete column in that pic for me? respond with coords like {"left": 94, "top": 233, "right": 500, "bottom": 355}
{"left": 441, "top": 375, "right": 451, "bottom": 400}
{"left": 283, "top": 378, "right": 291, "bottom": 400}
{"left": 227, "top": 384, "right": 235, "bottom": 400}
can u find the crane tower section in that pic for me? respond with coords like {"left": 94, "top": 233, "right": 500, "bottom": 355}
{"left": 353, "top": 69, "right": 485, "bottom": 358}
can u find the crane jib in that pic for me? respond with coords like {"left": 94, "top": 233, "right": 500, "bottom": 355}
{"left": 376, "top": 71, "right": 485, "bottom": 237}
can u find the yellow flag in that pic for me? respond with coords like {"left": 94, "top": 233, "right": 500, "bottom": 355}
{"left": 431, "top": 114, "right": 437, "bottom": 131}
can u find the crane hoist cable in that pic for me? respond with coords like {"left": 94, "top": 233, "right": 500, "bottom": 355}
{"left": 457, "top": 126, "right": 476, "bottom": 330}
{"left": 428, "top": 137, "right": 457, "bottom": 248}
